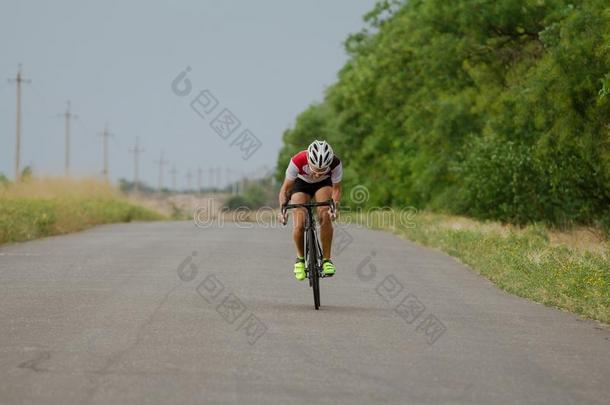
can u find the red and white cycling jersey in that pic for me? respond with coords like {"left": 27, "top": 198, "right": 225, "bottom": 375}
{"left": 285, "top": 150, "right": 343, "bottom": 184}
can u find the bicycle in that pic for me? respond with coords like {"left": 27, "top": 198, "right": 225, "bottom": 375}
{"left": 281, "top": 199, "right": 336, "bottom": 310}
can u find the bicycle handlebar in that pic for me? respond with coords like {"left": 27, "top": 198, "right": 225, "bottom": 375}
{"left": 282, "top": 199, "right": 335, "bottom": 213}
{"left": 280, "top": 199, "right": 336, "bottom": 225}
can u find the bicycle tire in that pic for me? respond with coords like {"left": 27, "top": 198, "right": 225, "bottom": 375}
{"left": 307, "top": 227, "right": 320, "bottom": 310}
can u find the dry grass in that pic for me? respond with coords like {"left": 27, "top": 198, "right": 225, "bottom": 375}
{"left": 346, "top": 210, "right": 610, "bottom": 324}
{"left": 0, "top": 177, "right": 163, "bottom": 244}
{"left": 0, "top": 177, "right": 119, "bottom": 199}
{"left": 127, "top": 193, "right": 229, "bottom": 219}
{"left": 413, "top": 212, "right": 608, "bottom": 259}
{"left": 547, "top": 227, "right": 608, "bottom": 257}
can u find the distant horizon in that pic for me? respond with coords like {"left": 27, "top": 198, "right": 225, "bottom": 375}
{"left": 0, "top": 0, "right": 376, "bottom": 189}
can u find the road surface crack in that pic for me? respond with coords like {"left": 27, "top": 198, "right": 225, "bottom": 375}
{"left": 82, "top": 282, "right": 180, "bottom": 403}
{"left": 17, "top": 351, "right": 51, "bottom": 372}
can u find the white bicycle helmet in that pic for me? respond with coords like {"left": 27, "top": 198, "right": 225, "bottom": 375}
{"left": 307, "top": 140, "right": 334, "bottom": 170}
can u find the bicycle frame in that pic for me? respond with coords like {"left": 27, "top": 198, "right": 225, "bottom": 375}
{"left": 303, "top": 206, "right": 324, "bottom": 282}
{"left": 282, "top": 199, "right": 335, "bottom": 310}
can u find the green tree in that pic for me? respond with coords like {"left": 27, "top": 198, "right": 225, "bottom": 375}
{"left": 277, "top": 0, "right": 610, "bottom": 229}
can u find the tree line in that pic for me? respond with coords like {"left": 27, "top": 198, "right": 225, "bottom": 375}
{"left": 276, "top": 0, "right": 609, "bottom": 232}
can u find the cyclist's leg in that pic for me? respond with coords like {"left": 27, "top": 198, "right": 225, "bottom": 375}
{"left": 314, "top": 185, "right": 333, "bottom": 260}
{"left": 291, "top": 191, "right": 309, "bottom": 258}
{"left": 290, "top": 191, "right": 309, "bottom": 280}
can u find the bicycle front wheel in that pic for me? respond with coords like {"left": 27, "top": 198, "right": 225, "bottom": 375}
{"left": 307, "top": 227, "right": 320, "bottom": 310}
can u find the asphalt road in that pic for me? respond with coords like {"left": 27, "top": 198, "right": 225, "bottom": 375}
{"left": 0, "top": 220, "right": 608, "bottom": 404}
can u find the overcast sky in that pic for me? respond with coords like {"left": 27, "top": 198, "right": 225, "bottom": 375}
{"left": 0, "top": 0, "right": 375, "bottom": 188}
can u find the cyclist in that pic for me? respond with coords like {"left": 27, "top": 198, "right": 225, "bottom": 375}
{"left": 278, "top": 140, "right": 342, "bottom": 280}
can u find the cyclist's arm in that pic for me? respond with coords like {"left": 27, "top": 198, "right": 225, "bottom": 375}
{"left": 332, "top": 182, "right": 342, "bottom": 206}
{"left": 279, "top": 178, "right": 295, "bottom": 207}
{"left": 330, "top": 161, "right": 343, "bottom": 206}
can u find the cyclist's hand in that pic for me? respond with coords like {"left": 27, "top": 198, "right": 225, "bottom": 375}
{"left": 330, "top": 203, "right": 338, "bottom": 221}
{"left": 278, "top": 209, "right": 288, "bottom": 226}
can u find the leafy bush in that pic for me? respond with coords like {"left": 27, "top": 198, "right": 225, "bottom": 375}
{"left": 225, "top": 195, "right": 249, "bottom": 210}
{"left": 225, "top": 184, "right": 268, "bottom": 209}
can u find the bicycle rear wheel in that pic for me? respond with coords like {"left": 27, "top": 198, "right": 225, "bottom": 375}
{"left": 307, "top": 227, "right": 320, "bottom": 310}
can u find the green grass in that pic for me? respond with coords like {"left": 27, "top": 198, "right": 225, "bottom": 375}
{"left": 0, "top": 196, "right": 163, "bottom": 244}
{"left": 345, "top": 211, "right": 610, "bottom": 324}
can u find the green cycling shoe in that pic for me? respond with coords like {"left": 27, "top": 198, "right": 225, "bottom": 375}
{"left": 322, "top": 259, "right": 336, "bottom": 276}
{"left": 294, "top": 257, "right": 306, "bottom": 281}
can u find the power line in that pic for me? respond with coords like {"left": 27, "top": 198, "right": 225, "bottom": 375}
{"left": 57, "top": 100, "right": 78, "bottom": 177}
{"left": 128, "top": 136, "right": 145, "bottom": 193}
{"left": 7, "top": 64, "right": 31, "bottom": 181}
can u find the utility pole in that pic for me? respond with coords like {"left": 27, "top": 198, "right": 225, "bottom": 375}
{"left": 225, "top": 168, "right": 232, "bottom": 194}
{"left": 240, "top": 170, "right": 247, "bottom": 196}
{"left": 7, "top": 64, "right": 31, "bottom": 181}
{"left": 128, "top": 137, "right": 145, "bottom": 193}
{"left": 197, "top": 167, "right": 203, "bottom": 193}
{"left": 217, "top": 166, "right": 222, "bottom": 191}
{"left": 57, "top": 100, "right": 78, "bottom": 177}
{"left": 226, "top": 168, "right": 238, "bottom": 195}
{"left": 208, "top": 167, "right": 215, "bottom": 191}
{"left": 185, "top": 169, "right": 193, "bottom": 191}
{"left": 154, "top": 151, "right": 168, "bottom": 192}
{"left": 98, "top": 123, "right": 113, "bottom": 182}
{"left": 170, "top": 165, "right": 178, "bottom": 191}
